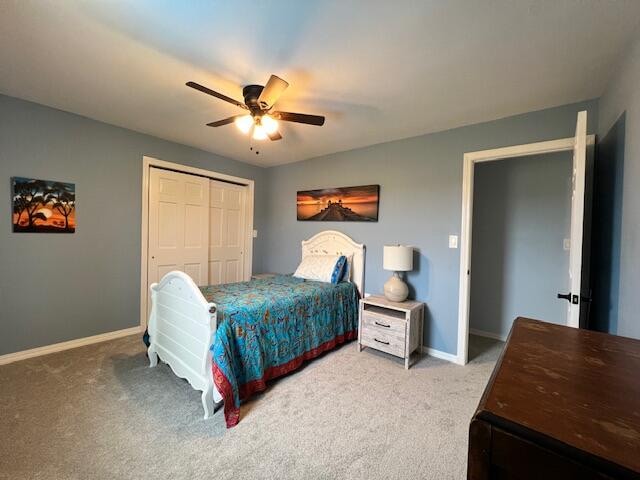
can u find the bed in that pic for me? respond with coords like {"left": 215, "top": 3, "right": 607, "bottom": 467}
{"left": 147, "top": 230, "right": 365, "bottom": 427}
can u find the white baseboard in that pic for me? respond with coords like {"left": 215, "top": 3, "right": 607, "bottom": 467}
{"left": 421, "top": 346, "right": 460, "bottom": 364}
{"left": 469, "top": 328, "right": 507, "bottom": 342}
{"left": 0, "top": 326, "right": 144, "bottom": 366}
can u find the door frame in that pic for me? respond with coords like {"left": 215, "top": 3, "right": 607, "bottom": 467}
{"left": 456, "top": 135, "right": 595, "bottom": 365}
{"left": 140, "top": 156, "right": 255, "bottom": 329}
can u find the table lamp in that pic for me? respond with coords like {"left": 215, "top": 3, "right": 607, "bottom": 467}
{"left": 383, "top": 245, "right": 413, "bottom": 302}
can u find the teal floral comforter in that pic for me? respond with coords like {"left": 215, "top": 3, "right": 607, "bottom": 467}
{"left": 200, "top": 274, "right": 359, "bottom": 427}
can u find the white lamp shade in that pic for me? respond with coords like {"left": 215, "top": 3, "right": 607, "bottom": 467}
{"left": 383, "top": 245, "right": 413, "bottom": 271}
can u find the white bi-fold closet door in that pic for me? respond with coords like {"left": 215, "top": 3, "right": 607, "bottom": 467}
{"left": 208, "top": 179, "right": 247, "bottom": 284}
{"left": 148, "top": 168, "right": 247, "bottom": 290}
{"left": 148, "top": 168, "right": 209, "bottom": 286}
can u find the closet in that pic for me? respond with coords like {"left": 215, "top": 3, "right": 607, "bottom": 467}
{"left": 147, "top": 167, "right": 249, "bottom": 292}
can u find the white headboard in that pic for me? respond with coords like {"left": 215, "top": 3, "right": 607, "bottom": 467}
{"left": 301, "top": 230, "right": 366, "bottom": 297}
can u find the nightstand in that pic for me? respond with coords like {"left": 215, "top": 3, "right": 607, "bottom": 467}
{"left": 358, "top": 295, "right": 424, "bottom": 369}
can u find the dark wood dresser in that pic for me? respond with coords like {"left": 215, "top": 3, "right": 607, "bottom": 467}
{"left": 468, "top": 317, "right": 640, "bottom": 479}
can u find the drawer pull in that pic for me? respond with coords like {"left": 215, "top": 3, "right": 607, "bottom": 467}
{"left": 374, "top": 338, "right": 390, "bottom": 345}
{"left": 374, "top": 321, "right": 391, "bottom": 328}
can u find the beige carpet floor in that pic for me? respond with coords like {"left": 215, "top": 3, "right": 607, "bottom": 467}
{"left": 0, "top": 335, "right": 502, "bottom": 480}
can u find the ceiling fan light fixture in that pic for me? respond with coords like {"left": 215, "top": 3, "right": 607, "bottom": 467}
{"left": 188, "top": 75, "right": 325, "bottom": 142}
{"left": 234, "top": 114, "right": 253, "bottom": 134}
{"left": 261, "top": 115, "right": 279, "bottom": 135}
{"left": 252, "top": 124, "right": 268, "bottom": 140}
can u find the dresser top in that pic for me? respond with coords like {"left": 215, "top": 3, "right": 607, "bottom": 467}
{"left": 476, "top": 317, "right": 640, "bottom": 475}
{"left": 361, "top": 295, "right": 423, "bottom": 312}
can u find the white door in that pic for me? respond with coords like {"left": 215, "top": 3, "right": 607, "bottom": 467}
{"left": 567, "top": 110, "right": 587, "bottom": 328}
{"left": 148, "top": 168, "right": 209, "bottom": 289}
{"left": 208, "top": 179, "right": 247, "bottom": 285}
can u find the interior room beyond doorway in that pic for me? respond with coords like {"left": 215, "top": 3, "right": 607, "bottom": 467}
{"left": 468, "top": 152, "right": 572, "bottom": 349}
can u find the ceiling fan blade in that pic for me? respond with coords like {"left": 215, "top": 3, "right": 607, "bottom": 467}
{"left": 186, "top": 81, "right": 247, "bottom": 109}
{"left": 258, "top": 75, "right": 289, "bottom": 109}
{"left": 206, "top": 115, "right": 244, "bottom": 127}
{"left": 267, "top": 131, "right": 283, "bottom": 141}
{"left": 273, "top": 111, "right": 325, "bottom": 126}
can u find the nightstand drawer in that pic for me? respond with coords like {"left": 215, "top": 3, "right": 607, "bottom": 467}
{"left": 360, "top": 327, "right": 405, "bottom": 357}
{"left": 362, "top": 311, "right": 406, "bottom": 336}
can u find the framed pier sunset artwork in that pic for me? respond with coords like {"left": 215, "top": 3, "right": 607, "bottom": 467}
{"left": 297, "top": 185, "right": 379, "bottom": 221}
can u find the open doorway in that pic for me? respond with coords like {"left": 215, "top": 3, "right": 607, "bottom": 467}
{"left": 468, "top": 152, "right": 572, "bottom": 358}
{"left": 456, "top": 111, "right": 595, "bottom": 365}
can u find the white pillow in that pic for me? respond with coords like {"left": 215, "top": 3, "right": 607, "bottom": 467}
{"left": 293, "top": 255, "right": 343, "bottom": 283}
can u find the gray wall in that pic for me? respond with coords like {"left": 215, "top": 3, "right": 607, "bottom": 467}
{"left": 0, "top": 92, "right": 604, "bottom": 358}
{"left": 598, "top": 31, "right": 640, "bottom": 340}
{"left": 262, "top": 100, "right": 598, "bottom": 356}
{"left": 469, "top": 153, "right": 572, "bottom": 339}
{"left": 0, "top": 94, "right": 267, "bottom": 355}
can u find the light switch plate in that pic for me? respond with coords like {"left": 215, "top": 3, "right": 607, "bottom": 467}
{"left": 449, "top": 235, "right": 458, "bottom": 249}
{"left": 563, "top": 238, "right": 571, "bottom": 251}
{"left": 252, "top": 230, "right": 258, "bottom": 238}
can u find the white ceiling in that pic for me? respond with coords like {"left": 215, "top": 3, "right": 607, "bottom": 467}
{"left": 1, "top": 1, "right": 639, "bottom": 167}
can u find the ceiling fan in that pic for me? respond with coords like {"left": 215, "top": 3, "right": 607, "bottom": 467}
{"left": 186, "top": 75, "right": 325, "bottom": 141}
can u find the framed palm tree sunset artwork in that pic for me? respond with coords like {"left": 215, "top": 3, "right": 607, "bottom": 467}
{"left": 11, "top": 177, "right": 76, "bottom": 233}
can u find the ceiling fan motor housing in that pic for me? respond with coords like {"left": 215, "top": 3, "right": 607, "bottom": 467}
{"left": 242, "top": 85, "right": 265, "bottom": 112}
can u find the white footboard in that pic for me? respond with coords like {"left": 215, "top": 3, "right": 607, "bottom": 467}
{"left": 147, "top": 270, "right": 223, "bottom": 419}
